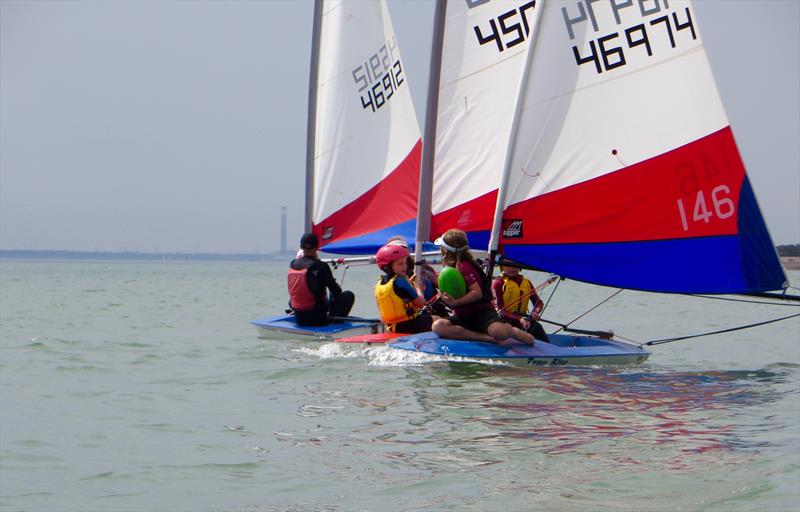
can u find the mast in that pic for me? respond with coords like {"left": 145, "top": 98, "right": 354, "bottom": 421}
{"left": 304, "top": 0, "right": 324, "bottom": 233}
{"left": 414, "top": 0, "right": 447, "bottom": 288}
{"left": 486, "top": 0, "right": 546, "bottom": 279}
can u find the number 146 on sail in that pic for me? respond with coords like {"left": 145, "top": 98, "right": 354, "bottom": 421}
{"left": 676, "top": 185, "right": 735, "bottom": 232}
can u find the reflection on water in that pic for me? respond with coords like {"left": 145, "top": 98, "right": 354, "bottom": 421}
{"left": 394, "top": 365, "right": 793, "bottom": 472}
{"left": 282, "top": 357, "right": 795, "bottom": 484}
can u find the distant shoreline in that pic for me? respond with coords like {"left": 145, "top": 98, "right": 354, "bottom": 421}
{"left": 0, "top": 250, "right": 291, "bottom": 262}
{"left": 3, "top": 250, "right": 799, "bottom": 270}
{"left": 782, "top": 256, "right": 800, "bottom": 270}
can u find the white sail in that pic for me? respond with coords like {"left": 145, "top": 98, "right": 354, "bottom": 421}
{"left": 312, "top": 0, "right": 421, "bottom": 253}
{"left": 494, "top": 0, "right": 785, "bottom": 293}
{"left": 429, "top": 0, "right": 538, "bottom": 246}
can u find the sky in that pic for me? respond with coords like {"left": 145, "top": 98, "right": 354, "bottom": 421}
{"left": 1, "top": 0, "right": 798, "bottom": 254}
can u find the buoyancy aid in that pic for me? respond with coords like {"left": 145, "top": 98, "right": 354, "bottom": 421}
{"left": 501, "top": 276, "right": 533, "bottom": 314}
{"left": 287, "top": 267, "right": 316, "bottom": 312}
{"left": 374, "top": 275, "right": 417, "bottom": 327}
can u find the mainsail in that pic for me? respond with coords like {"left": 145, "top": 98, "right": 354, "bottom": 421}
{"left": 428, "top": 0, "right": 539, "bottom": 249}
{"left": 494, "top": 0, "right": 786, "bottom": 294}
{"left": 309, "top": 0, "right": 422, "bottom": 254}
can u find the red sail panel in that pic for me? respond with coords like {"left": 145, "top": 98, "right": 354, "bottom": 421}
{"left": 313, "top": 140, "right": 422, "bottom": 245}
{"left": 430, "top": 189, "right": 498, "bottom": 242}
{"left": 502, "top": 128, "right": 745, "bottom": 245}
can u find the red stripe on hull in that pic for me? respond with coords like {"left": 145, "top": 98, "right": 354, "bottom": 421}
{"left": 314, "top": 140, "right": 422, "bottom": 246}
{"left": 430, "top": 189, "right": 498, "bottom": 240}
{"left": 503, "top": 127, "right": 746, "bottom": 245}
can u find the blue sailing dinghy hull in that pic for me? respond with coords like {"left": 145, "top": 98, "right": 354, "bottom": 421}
{"left": 251, "top": 315, "right": 378, "bottom": 341}
{"left": 389, "top": 332, "right": 650, "bottom": 367}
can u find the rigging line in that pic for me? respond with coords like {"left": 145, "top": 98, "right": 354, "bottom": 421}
{"left": 541, "top": 275, "right": 561, "bottom": 316}
{"left": 552, "top": 289, "right": 624, "bottom": 334}
{"left": 644, "top": 313, "right": 800, "bottom": 346}
{"left": 614, "top": 333, "right": 645, "bottom": 347}
{"left": 498, "top": 276, "right": 558, "bottom": 314}
{"left": 686, "top": 294, "right": 800, "bottom": 307}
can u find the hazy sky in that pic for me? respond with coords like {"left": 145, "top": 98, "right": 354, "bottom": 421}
{"left": 1, "top": 0, "right": 798, "bottom": 253}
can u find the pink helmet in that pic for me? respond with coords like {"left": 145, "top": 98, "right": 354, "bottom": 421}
{"left": 376, "top": 244, "right": 409, "bottom": 268}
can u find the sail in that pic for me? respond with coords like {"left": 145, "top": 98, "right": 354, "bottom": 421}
{"left": 311, "top": 0, "right": 421, "bottom": 254}
{"left": 497, "top": 0, "right": 786, "bottom": 293}
{"left": 429, "top": 0, "right": 539, "bottom": 249}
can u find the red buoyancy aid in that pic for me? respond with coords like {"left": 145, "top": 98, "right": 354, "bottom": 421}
{"left": 287, "top": 267, "right": 316, "bottom": 312}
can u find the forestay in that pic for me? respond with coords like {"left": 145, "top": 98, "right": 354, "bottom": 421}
{"left": 429, "top": 0, "right": 538, "bottom": 249}
{"left": 496, "top": 0, "right": 786, "bottom": 294}
{"left": 312, "top": 0, "right": 422, "bottom": 254}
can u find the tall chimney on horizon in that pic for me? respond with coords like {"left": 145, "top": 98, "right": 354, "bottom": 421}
{"left": 280, "top": 206, "right": 287, "bottom": 254}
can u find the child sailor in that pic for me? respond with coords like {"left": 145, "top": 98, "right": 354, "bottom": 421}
{"left": 374, "top": 243, "right": 435, "bottom": 334}
{"left": 491, "top": 264, "right": 550, "bottom": 342}
{"left": 431, "top": 229, "right": 535, "bottom": 345}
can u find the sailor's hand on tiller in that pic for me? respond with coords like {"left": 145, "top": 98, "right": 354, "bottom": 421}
{"left": 439, "top": 292, "right": 457, "bottom": 307}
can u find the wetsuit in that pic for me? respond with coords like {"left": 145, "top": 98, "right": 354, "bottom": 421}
{"left": 491, "top": 274, "right": 549, "bottom": 341}
{"left": 288, "top": 256, "right": 354, "bottom": 326}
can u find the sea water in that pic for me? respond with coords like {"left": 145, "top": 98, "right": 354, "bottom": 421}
{"left": 1, "top": 259, "right": 798, "bottom": 512}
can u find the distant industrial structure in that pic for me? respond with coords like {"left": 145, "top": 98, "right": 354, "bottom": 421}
{"left": 280, "top": 206, "right": 288, "bottom": 255}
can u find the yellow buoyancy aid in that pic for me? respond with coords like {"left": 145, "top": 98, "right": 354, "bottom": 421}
{"left": 501, "top": 276, "right": 533, "bottom": 314}
{"left": 374, "top": 275, "right": 417, "bottom": 327}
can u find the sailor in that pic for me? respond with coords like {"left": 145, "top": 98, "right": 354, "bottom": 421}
{"left": 491, "top": 263, "right": 550, "bottom": 342}
{"left": 374, "top": 243, "right": 435, "bottom": 334}
{"left": 431, "top": 229, "right": 535, "bottom": 345}
{"left": 287, "top": 233, "right": 354, "bottom": 326}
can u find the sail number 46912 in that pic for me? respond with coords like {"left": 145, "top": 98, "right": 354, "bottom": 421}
{"left": 676, "top": 186, "right": 735, "bottom": 232}
{"left": 352, "top": 37, "right": 405, "bottom": 113}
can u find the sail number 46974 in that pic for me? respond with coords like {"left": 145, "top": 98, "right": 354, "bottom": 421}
{"left": 676, "top": 186, "right": 735, "bottom": 232}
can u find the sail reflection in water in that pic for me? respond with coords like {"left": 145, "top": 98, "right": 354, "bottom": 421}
{"left": 400, "top": 365, "right": 791, "bottom": 472}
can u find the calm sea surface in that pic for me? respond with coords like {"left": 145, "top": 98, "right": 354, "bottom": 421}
{"left": 1, "top": 259, "right": 798, "bottom": 512}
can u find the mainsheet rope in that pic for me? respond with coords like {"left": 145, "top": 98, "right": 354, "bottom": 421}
{"left": 686, "top": 294, "right": 800, "bottom": 307}
{"left": 644, "top": 313, "right": 800, "bottom": 346}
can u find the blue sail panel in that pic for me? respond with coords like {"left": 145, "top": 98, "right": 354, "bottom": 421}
{"left": 320, "top": 218, "right": 436, "bottom": 255}
{"left": 503, "top": 235, "right": 786, "bottom": 294}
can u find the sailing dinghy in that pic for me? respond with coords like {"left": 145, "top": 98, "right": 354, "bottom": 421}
{"left": 251, "top": 314, "right": 377, "bottom": 342}
{"left": 253, "top": 0, "right": 425, "bottom": 340}
{"left": 389, "top": 0, "right": 794, "bottom": 365}
{"left": 391, "top": 332, "right": 648, "bottom": 366}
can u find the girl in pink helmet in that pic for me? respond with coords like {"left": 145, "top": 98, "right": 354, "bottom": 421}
{"left": 374, "top": 243, "right": 435, "bottom": 334}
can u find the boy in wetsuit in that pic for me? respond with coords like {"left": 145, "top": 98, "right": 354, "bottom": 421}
{"left": 287, "top": 233, "right": 354, "bottom": 326}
